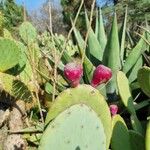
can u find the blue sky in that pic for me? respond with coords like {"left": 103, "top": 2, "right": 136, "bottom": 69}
{"left": 15, "top": 0, "right": 112, "bottom": 11}
{"left": 15, "top": 0, "right": 60, "bottom": 11}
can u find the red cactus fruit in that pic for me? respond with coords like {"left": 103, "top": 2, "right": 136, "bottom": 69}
{"left": 91, "top": 65, "right": 112, "bottom": 87}
{"left": 109, "top": 104, "right": 118, "bottom": 116}
{"left": 64, "top": 62, "right": 83, "bottom": 87}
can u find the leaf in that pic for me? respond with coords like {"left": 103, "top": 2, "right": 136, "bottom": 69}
{"left": 134, "top": 99, "right": 150, "bottom": 111}
{"left": 103, "top": 13, "right": 121, "bottom": 94}
{"left": 123, "top": 34, "right": 146, "bottom": 74}
{"left": 95, "top": 9, "right": 99, "bottom": 37}
{"left": 128, "top": 56, "right": 143, "bottom": 83}
{"left": 85, "top": 10, "right": 103, "bottom": 65}
{"left": 53, "top": 36, "right": 72, "bottom": 64}
{"left": 73, "top": 26, "right": 95, "bottom": 83}
{"left": 119, "top": 7, "right": 127, "bottom": 66}
{"left": 98, "top": 8, "right": 107, "bottom": 51}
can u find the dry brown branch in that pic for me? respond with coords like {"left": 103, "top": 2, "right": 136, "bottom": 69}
{"left": 82, "top": 0, "right": 96, "bottom": 64}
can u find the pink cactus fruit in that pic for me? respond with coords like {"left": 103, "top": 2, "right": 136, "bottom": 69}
{"left": 91, "top": 65, "right": 112, "bottom": 87}
{"left": 64, "top": 62, "right": 83, "bottom": 87}
{"left": 109, "top": 104, "right": 118, "bottom": 116}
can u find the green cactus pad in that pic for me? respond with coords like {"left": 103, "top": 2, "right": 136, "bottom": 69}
{"left": 19, "top": 21, "right": 37, "bottom": 44}
{"left": 146, "top": 120, "right": 150, "bottom": 150}
{"left": 39, "top": 104, "right": 106, "bottom": 150}
{"left": 0, "top": 72, "right": 32, "bottom": 101}
{"left": 45, "top": 84, "right": 112, "bottom": 149}
{"left": 0, "top": 38, "right": 21, "bottom": 72}
{"left": 111, "top": 115, "right": 132, "bottom": 150}
{"left": 117, "top": 71, "right": 143, "bottom": 134}
{"left": 3, "top": 28, "right": 13, "bottom": 39}
{"left": 129, "top": 130, "right": 145, "bottom": 150}
{"left": 117, "top": 71, "right": 135, "bottom": 114}
{"left": 138, "top": 66, "right": 150, "bottom": 97}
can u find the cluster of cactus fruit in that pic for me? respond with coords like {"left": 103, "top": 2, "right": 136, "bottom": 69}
{"left": 0, "top": 6, "right": 149, "bottom": 150}
{"left": 64, "top": 62, "right": 112, "bottom": 88}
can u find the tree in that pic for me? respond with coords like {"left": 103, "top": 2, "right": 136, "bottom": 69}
{"left": 0, "top": 0, "right": 24, "bottom": 32}
{"left": 100, "top": 0, "right": 150, "bottom": 40}
{"left": 61, "top": 0, "right": 150, "bottom": 33}
{"left": 61, "top": 0, "right": 99, "bottom": 32}
{"left": 30, "top": 0, "right": 67, "bottom": 35}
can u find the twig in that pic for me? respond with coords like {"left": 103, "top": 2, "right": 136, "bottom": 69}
{"left": 23, "top": 0, "right": 27, "bottom": 21}
{"left": 135, "top": 31, "right": 150, "bottom": 46}
{"left": 26, "top": 40, "right": 44, "bottom": 124}
{"left": 137, "top": 25, "right": 150, "bottom": 35}
{"left": 47, "top": 0, "right": 84, "bottom": 102}
{"left": 56, "top": 0, "right": 84, "bottom": 67}
{"left": 48, "top": 2, "right": 57, "bottom": 101}
{"left": 48, "top": 0, "right": 52, "bottom": 33}
{"left": 8, "top": 130, "right": 43, "bottom": 134}
{"left": 35, "top": 92, "right": 44, "bottom": 123}
{"left": 82, "top": 0, "right": 96, "bottom": 64}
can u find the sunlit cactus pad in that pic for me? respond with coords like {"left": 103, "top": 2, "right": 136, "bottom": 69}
{"left": 39, "top": 104, "right": 106, "bottom": 150}
{"left": 45, "top": 84, "right": 112, "bottom": 148}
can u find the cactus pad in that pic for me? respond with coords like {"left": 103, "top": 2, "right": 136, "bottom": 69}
{"left": 0, "top": 72, "right": 32, "bottom": 101}
{"left": 45, "top": 84, "right": 112, "bottom": 149}
{"left": 146, "top": 120, "right": 150, "bottom": 150}
{"left": 19, "top": 21, "right": 37, "bottom": 44}
{"left": 111, "top": 115, "right": 132, "bottom": 150}
{"left": 0, "top": 38, "right": 21, "bottom": 72}
{"left": 129, "top": 130, "right": 145, "bottom": 150}
{"left": 39, "top": 104, "right": 106, "bottom": 150}
{"left": 117, "top": 71, "right": 143, "bottom": 134}
{"left": 117, "top": 71, "right": 135, "bottom": 114}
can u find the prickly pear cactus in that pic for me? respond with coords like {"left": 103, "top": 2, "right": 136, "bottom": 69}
{"left": 138, "top": 66, "right": 150, "bottom": 97}
{"left": 117, "top": 71, "right": 135, "bottom": 114}
{"left": 45, "top": 84, "right": 112, "bottom": 149}
{"left": 0, "top": 72, "right": 32, "bottom": 101}
{"left": 3, "top": 28, "right": 13, "bottom": 39}
{"left": 111, "top": 115, "right": 132, "bottom": 150}
{"left": 0, "top": 38, "right": 21, "bottom": 72}
{"left": 146, "top": 120, "right": 150, "bottom": 150}
{"left": 117, "top": 71, "right": 143, "bottom": 135}
{"left": 39, "top": 104, "right": 106, "bottom": 150}
{"left": 19, "top": 21, "right": 37, "bottom": 44}
{"left": 129, "top": 130, "right": 145, "bottom": 150}
{"left": 111, "top": 115, "right": 145, "bottom": 150}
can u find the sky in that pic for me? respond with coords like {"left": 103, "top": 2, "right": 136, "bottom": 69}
{"left": 15, "top": 0, "right": 113, "bottom": 11}
{"left": 15, "top": 0, "right": 61, "bottom": 11}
